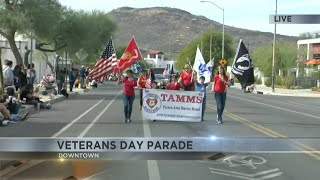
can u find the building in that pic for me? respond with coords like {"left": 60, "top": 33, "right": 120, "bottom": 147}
{"left": 297, "top": 38, "right": 320, "bottom": 77}
{"left": 144, "top": 50, "right": 176, "bottom": 70}
{"left": 297, "top": 38, "right": 320, "bottom": 60}
{"left": 0, "top": 37, "right": 57, "bottom": 84}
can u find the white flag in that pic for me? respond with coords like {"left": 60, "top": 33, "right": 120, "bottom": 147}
{"left": 193, "top": 47, "right": 211, "bottom": 83}
{"left": 206, "top": 58, "right": 214, "bottom": 75}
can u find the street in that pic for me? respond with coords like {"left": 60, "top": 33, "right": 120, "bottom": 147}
{"left": 1, "top": 81, "right": 320, "bottom": 180}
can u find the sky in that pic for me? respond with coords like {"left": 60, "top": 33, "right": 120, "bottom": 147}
{"left": 60, "top": 0, "right": 320, "bottom": 37}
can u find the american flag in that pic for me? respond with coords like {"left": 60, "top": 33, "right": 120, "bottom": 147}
{"left": 163, "top": 69, "right": 170, "bottom": 78}
{"left": 145, "top": 78, "right": 152, "bottom": 89}
{"left": 88, "top": 40, "right": 117, "bottom": 80}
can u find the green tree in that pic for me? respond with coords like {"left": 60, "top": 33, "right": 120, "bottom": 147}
{"left": 0, "top": 0, "right": 117, "bottom": 66}
{"left": 252, "top": 41, "right": 297, "bottom": 77}
{"left": 299, "top": 32, "right": 320, "bottom": 39}
{"left": 175, "top": 30, "right": 234, "bottom": 71}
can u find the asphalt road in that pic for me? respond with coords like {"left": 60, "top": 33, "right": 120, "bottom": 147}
{"left": 0, "top": 81, "right": 320, "bottom": 180}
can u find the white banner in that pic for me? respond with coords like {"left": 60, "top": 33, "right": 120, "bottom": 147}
{"left": 142, "top": 89, "right": 204, "bottom": 122}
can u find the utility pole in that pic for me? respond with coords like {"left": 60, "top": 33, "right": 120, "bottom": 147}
{"left": 271, "top": 0, "right": 278, "bottom": 92}
{"left": 0, "top": 48, "right": 4, "bottom": 99}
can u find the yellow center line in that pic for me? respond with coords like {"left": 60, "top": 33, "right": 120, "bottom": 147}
{"left": 207, "top": 104, "right": 320, "bottom": 160}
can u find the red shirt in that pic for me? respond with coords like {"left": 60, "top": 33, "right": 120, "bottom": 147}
{"left": 213, "top": 75, "right": 229, "bottom": 93}
{"left": 138, "top": 76, "right": 148, "bottom": 89}
{"left": 166, "top": 82, "right": 183, "bottom": 90}
{"left": 121, "top": 78, "right": 137, "bottom": 96}
{"left": 180, "top": 71, "right": 194, "bottom": 87}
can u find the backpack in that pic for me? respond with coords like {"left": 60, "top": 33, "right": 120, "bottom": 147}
{"left": 7, "top": 97, "right": 18, "bottom": 114}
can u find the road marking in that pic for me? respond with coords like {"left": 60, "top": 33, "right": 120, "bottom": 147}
{"left": 143, "top": 120, "right": 161, "bottom": 180}
{"left": 210, "top": 170, "right": 283, "bottom": 180}
{"left": 232, "top": 92, "right": 320, "bottom": 111}
{"left": 52, "top": 98, "right": 105, "bottom": 138}
{"left": 228, "top": 94, "right": 320, "bottom": 120}
{"left": 0, "top": 161, "right": 43, "bottom": 179}
{"left": 209, "top": 167, "right": 282, "bottom": 178}
{"left": 78, "top": 93, "right": 120, "bottom": 138}
{"left": 207, "top": 104, "right": 320, "bottom": 160}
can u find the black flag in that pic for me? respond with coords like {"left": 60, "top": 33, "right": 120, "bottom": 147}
{"left": 169, "top": 64, "right": 174, "bottom": 82}
{"left": 231, "top": 39, "right": 254, "bottom": 89}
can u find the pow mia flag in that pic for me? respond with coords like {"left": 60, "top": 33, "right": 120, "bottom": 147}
{"left": 231, "top": 39, "right": 255, "bottom": 90}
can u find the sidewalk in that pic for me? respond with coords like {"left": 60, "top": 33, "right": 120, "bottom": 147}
{"left": 230, "top": 83, "right": 320, "bottom": 98}
{"left": 17, "top": 84, "right": 91, "bottom": 120}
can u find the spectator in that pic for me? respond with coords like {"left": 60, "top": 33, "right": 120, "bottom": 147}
{"left": 20, "top": 84, "right": 51, "bottom": 109}
{"left": 5, "top": 87, "right": 21, "bottom": 115}
{"left": 3, "top": 60, "right": 14, "bottom": 87}
{"left": 69, "top": 68, "right": 75, "bottom": 92}
{"left": 26, "top": 64, "right": 36, "bottom": 85}
{"left": 195, "top": 76, "right": 209, "bottom": 121}
{"left": 79, "top": 65, "right": 86, "bottom": 88}
{"left": 56, "top": 69, "right": 65, "bottom": 95}
{"left": 90, "top": 79, "right": 98, "bottom": 88}
{"left": 19, "top": 67, "right": 28, "bottom": 89}
{"left": 13, "top": 65, "right": 21, "bottom": 91}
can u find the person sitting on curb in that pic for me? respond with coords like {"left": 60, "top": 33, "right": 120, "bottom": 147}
{"left": 20, "top": 84, "right": 51, "bottom": 109}
{"left": 5, "top": 87, "right": 22, "bottom": 115}
{"left": 90, "top": 79, "right": 98, "bottom": 88}
{"left": 0, "top": 103, "right": 11, "bottom": 126}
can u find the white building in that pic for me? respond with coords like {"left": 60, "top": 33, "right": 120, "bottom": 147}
{"left": 297, "top": 38, "right": 320, "bottom": 77}
{"left": 144, "top": 50, "right": 176, "bottom": 70}
{"left": 0, "top": 37, "right": 56, "bottom": 84}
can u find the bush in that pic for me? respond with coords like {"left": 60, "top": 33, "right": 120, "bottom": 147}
{"left": 311, "top": 87, "right": 320, "bottom": 91}
{"left": 282, "top": 75, "right": 295, "bottom": 89}
{"left": 255, "top": 76, "right": 262, "bottom": 85}
{"left": 235, "top": 78, "right": 239, "bottom": 83}
{"left": 265, "top": 77, "right": 272, "bottom": 87}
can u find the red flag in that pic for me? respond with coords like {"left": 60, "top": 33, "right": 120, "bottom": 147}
{"left": 114, "top": 36, "right": 142, "bottom": 73}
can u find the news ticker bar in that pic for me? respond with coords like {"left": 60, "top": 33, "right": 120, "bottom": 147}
{"left": 0, "top": 137, "right": 319, "bottom": 152}
{"left": 269, "top": 14, "right": 320, "bottom": 24}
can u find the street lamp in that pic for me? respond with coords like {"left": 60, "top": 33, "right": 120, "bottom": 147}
{"left": 271, "top": 0, "right": 278, "bottom": 92}
{"left": 200, "top": 0, "right": 225, "bottom": 59}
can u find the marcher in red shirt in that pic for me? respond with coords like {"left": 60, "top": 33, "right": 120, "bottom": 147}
{"left": 117, "top": 69, "right": 137, "bottom": 123}
{"left": 166, "top": 74, "right": 183, "bottom": 90}
{"left": 178, "top": 64, "right": 196, "bottom": 91}
{"left": 211, "top": 65, "right": 230, "bottom": 124}
{"left": 137, "top": 70, "right": 148, "bottom": 110}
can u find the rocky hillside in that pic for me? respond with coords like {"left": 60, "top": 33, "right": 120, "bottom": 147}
{"left": 108, "top": 7, "right": 299, "bottom": 58}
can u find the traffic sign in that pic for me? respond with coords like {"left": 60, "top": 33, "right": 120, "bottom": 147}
{"left": 75, "top": 48, "right": 88, "bottom": 62}
{"left": 220, "top": 58, "right": 227, "bottom": 65}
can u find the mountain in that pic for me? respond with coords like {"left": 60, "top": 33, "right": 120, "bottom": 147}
{"left": 108, "top": 7, "right": 299, "bottom": 59}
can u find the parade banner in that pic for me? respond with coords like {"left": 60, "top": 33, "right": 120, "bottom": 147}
{"left": 142, "top": 89, "right": 204, "bottom": 122}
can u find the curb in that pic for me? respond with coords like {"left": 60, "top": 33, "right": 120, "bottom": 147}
{"left": 18, "top": 92, "right": 81, "bottom": 119}
{"left": 0, "top": 91, "right": 85, "bottom": 177}
{"left": 0, "top": 160, "right": 29, "bottom": 177}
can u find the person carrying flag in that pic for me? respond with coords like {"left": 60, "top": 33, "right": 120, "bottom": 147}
{"left": 211, "top": 65, "right": 230, "bottom": 124}
{"left": 195, "top": 75, "right": 209, "bottom": 121}
{"left": 137, "top": 70, "right": 148, "bottom": 110}
{"left": 117, "top": 69, "right": 137, "bottom": 123}
{"left": 178, "top": 64, "right": 196, "bottom": 91}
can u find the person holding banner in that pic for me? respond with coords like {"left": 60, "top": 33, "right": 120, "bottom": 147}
{"left": 211, "top": 65, "right": 230, "bottom": 124}
{"left": 178, "top": 64, "right": 196, "bottom": 91}
{"left": 138, "top": 70, "right": 148, "bottom": 110}
{"left": 117, "top": 69, "right": 137, "bottom": 123}
{"left": 195, "top": 76, "right": 209, "bottom": 121}
{"left": 166, "top": 74, "right": 183, "bottom": 90}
